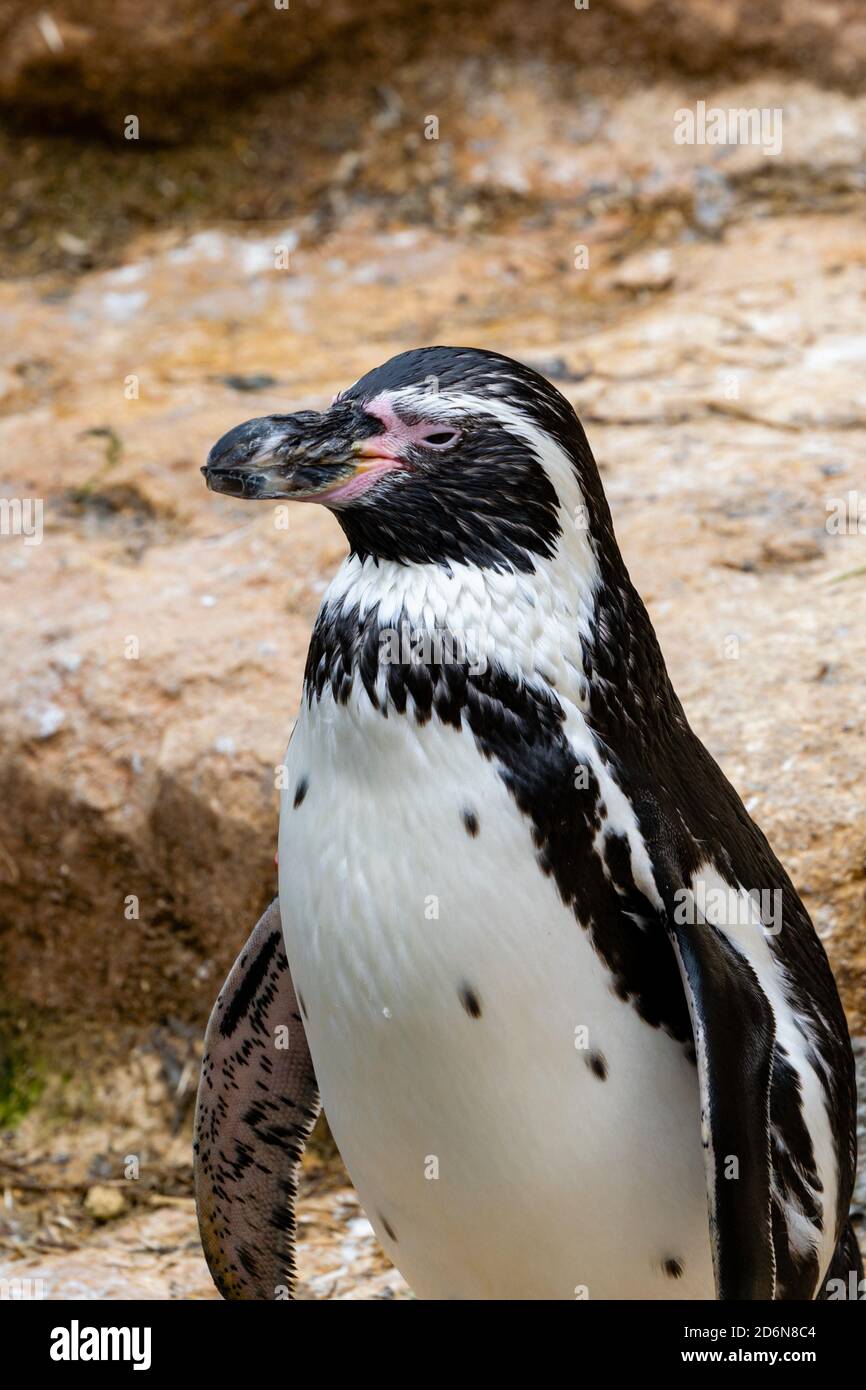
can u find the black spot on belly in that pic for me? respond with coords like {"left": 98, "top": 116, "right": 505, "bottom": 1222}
{"left": 586, "top": 1050, "right": 608, "bottom": 1081}
{"left": 462, "top": 807, "right": 479, "bottom": 837}
{"left": 379, "top": 1213, "right": 398, "bottom": 1242}
{"left": 298, "top": 990, "right": 308, "bottom": 1020}
{"left": 293, "top": 776, "right": 309, "bottom": 808}
{"left": 458, "top": 984, "right": 482, "bottom": 1019}
{"left": 662, "top": 1257, "right": 684, "bottom": 1279}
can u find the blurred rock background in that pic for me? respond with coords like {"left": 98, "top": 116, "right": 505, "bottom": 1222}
{"left": 0, "top": 0, "right": 864, "bottom": 1298}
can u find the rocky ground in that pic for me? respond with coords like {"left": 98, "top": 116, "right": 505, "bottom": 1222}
{"left": 0, "top": 1050, "right": 409, "bottom": 1299}
{"left": 0, "top": 6, "right": 864, "bottom": 1297}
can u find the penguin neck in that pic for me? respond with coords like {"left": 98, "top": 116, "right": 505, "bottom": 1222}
{"left": 317, "top": 513, "right": 608, "bottom": 706}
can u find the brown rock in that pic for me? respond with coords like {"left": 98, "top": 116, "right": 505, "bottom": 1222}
{"left": 0, "top": 0, "right": 381, "bottom": 139}
{"left": 1, "top": 203, "right": 864, "bottom": 1039}
{"left": 2, "top": 1, "right": 866, "bottom": 141}
{"left": 612, "top": 248, "right": 676, "bottom": 294}
{"left": 84, "top": 1184, "right": 128, "bottom": 1222}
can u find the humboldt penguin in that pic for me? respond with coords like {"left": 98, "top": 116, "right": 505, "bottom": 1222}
{"left": 194, "top": 347, "right": 861, "bottom": 1300}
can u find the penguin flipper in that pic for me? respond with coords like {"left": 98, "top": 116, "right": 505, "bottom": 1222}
{"left": 193, "top": 896, "right": 320, "bottom": 1299}
{"left": 668, "top": 912, "right": 777, "bottom": 1300}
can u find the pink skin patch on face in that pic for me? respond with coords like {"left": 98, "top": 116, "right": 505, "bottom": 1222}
{"left": 360, "top": 393, "right": 449, "bottom": 457}
{"left": 313, "top": 391, "right": 454, "bottom": 507}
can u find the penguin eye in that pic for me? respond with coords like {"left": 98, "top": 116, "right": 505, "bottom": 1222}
{"left": 422, "top": 429, "right": 460, "bottom": 448}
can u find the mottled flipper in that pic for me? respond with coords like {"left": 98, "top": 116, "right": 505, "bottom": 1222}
{"left": 194, "top": 897, "right": 320, "bottom": 1299}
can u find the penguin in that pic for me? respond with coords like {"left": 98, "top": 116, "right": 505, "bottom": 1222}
{"left": 194, "top": 346, "right": 861, "bottom": 1301}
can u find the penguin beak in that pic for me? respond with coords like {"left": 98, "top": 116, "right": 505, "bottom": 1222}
{"left": 202, "top": 404, "right": 399, "bottom": 505}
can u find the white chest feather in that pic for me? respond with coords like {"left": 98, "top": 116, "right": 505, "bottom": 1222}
{"left": 278, "top": 675, "right": 715, "bottom": 1299}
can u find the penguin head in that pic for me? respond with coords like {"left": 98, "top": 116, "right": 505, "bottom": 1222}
{"left": 203, "top": 346, "right": 610, "bottom": 572}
